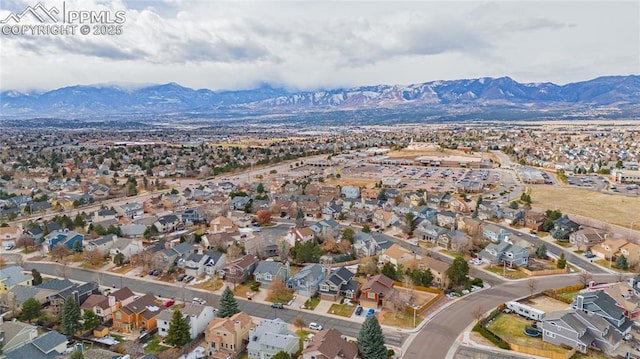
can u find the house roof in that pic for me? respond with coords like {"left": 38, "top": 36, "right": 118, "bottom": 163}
{"left": 32, "top": 330, "right": 67, "bottom": 353}
{"left": 361, "top": 274, "right": 394, "bottom": 296}
{"left": 302, "top": 328, "right": 358, "bottom": 359}
{"left": 206, "top": 311, "right": 253, "bottom": 334}
{"left": 111, "top": 286, "right": 135, "bottom": 301}
{"left": 254, "top": 261, "right": 285, "bottom": 276}
{"left": 2, "top": 321, "right": 37, "bottom": 351}
{"left": 157, "top": 214, "right": 179, "bottom": 224}
{"left": 423, "top": 257, "right": 450, "bottom": 274}
{"left": 81, "top": 294, "right": 108, "bottom": 310}
{"left": 90, "top": 234, "right": 117, "bottom": 246}
{"left": 227, "top": 254, "right": 257, "bottom": 270}
{"left": 37, "top": 278, "right": 75, "bottom": 291}
{"left": 383, "top": 243, "right": 410, "bottom": 260}
{"left": 0, "top": 265, "right": 33, "bottom": 287}
{"left": 290, "top": 263, "right": 323, "bottom": 281}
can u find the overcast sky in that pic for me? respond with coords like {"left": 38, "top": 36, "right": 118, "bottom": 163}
{"left": 1, "top": 0, "right": 638, "bottom": 92}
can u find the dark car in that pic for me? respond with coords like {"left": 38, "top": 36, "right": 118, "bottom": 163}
{"left": 271, "top": 302, "right": 284, "bottom": 309}
{"left": 177, "top": 274, "right": 187, "bottom": 282}
{"left": 355, "top": 306, "right": 363, "bottom": 316}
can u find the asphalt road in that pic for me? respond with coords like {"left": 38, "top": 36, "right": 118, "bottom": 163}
{"left": 23, "top": 261, "right": 408, "bottom": 347}
{"left": 403, "top": 272, "right": 627, "bottom": 359}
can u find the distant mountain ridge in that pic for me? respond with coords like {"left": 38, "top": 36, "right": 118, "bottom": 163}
{"left": 1, "top": 75, "right": 639, "bottom": 120}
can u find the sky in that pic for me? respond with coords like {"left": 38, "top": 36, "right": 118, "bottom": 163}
{"left": 0, "top": 0, "right": 639, "bottom": 92}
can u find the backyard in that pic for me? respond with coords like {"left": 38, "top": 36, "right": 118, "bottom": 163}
{"left": 379, "top": 310, "right": 418, "bottom": 328}
{"left": 488, "top": 313, "right": 571, "bottom": 355}
{"left": 485, "top": 265, "right": 529, "bottom": 279}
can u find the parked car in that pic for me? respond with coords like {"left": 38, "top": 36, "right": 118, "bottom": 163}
{"left": 271, "top": 302, "right": 284, "bottom": 309}
{"left": 309, "top": 322, "right": 323, "bottom": 330}
{"left": 583, "top": 252, "right": 596, "bottom": 258}
{"left": 183, "top": 275, "right": 194, "bottom": 282}
{"left": 4, "top": 244, "right": 13, "bottom": 250}
{"left": 192, "top": 297, "right": 206, "bottom": 305}
{"left": 177, "top": 274, "right": 187, "bottom": 282}
{"left": 366, "top": 308, "right": 375, "bottom": 317}
{"left": 163, "top": 299, "right": 175, "bottom": 307}
{"left": 355, "top": 306, "right": 363, "bottom": 316}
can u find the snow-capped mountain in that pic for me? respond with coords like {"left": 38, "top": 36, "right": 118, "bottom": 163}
{"left": 1, "top": 75, "right": 639, "bottom": 120}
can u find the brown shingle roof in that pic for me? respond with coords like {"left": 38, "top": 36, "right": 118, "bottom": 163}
{"left": 111, "top": 287, "right": 135, "bottom": 301}
{"left": 80, "top": 294, "right": 107, "bottom": 310}
{"left": 361, "top": 274, "right": 394, "bottom": 296}
{"left": 303, "top": 328, "right": 358, "bottom": 359}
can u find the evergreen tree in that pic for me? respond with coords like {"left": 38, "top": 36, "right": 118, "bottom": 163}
{"left": 82, "top": 310, "right": 102, "bottom": 331}
{"left": 381, "top": 262, "right": 398, "bottom": 281}
{"left": 536, "top": 244, "right": 548, "bottom": 259}
{"left": 165, "top": 308, "right": 191, "bottom": 347}
{"left": 362, "top": 225, "right": 371, "bottom": 233}
{"left": 557, "top": 253, "right": 567, "bottom": 269}
{"left": 218, "top": 286, "right": 240, "bottom": 318}
{"left": 616, "top": 255, "right": 629, "bottom": 270}
{"left": 20, "top": 297, "right": 42, "bottom": 323}
{"left": 357, "top": 315, "right": 387, "bottom": 359}
{"left": 61, "top": 296, "right": 82, "bottom": 336}
{"left": 31, "top": 269, "right": 43, "bottom": 285}
{"left": 446, "top": 256, "right": 469, "bottom": 287}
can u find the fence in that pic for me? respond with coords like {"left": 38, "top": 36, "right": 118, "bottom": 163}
{"left": 543, "top": 284, "right": 585, "bottom": 304}
{"left": 519, "top": 267, "right": 569, "bottom": 277}
{"left": 510, "top": 343, "right": 576, "bottom": 359}
{"left": 393, "top": 281, "right": 444, "bottom": 315}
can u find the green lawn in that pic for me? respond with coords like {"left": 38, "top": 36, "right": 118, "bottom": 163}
{"left": 554, "top": 241, "right": 572, "bottom": 248}
{"left": 328, "top": 304, "right": 355, "bottom": 317}
{"left": 304, "top": 297, "right": 320, "bottom": 310}
{"left": 488, "top": 314, "right": 570, "bottom": 355}
{"left": 380, "top": 310, "right": 417, "bottom": 329}
{"left": 440, "top": 250, "right": 471, "bottom": 260}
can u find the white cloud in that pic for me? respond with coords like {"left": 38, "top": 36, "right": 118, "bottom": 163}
{"left": 1, "top": 0, "right": 638, "bottom": 91}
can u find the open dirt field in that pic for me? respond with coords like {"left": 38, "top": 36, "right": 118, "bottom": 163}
{"left": 522, "top": 295, "right": 570, "bottom": 313}
{"left": 531, "top": 186, "right": 640, "bottom": 228}
{"left": 325, "top": 177, "right": 378, "bottom": 188}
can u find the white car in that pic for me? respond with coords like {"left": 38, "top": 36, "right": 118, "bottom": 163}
{"left": 308, "top": 322, "right": 323, "bottom": 330}
{"left": 192, "top": 297, "right": 206, "bottom": 305}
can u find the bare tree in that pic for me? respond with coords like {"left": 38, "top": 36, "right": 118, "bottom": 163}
{"left": 84, "top": 249, "right": 104, "bottom": 267}
{"left": 16, "top": 234, "right": 34, "bottom": 251}
{"left": 472, "top": 305, "right": 485, "bottom": 323}
{"left": 227, "top": 244, "right": 243, "bottom": 261}
{"left": 50, "top": 243, "right": 71, "bottom": 262}
{"left": 527, "top": 278, "right": 538, "bottom": 297}
{"left": 577, "top": 270, "right": 593, "bottom": 287}
{"left": 293, "top": 316, "right": 306, "bottom": 331}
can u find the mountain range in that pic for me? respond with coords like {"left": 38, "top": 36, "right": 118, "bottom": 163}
{"left": 1, "top": 75, "right": 639, "bottom": 121}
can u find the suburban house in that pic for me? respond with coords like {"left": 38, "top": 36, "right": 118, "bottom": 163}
{"left": 373, "top": 209, "right": 398, "bottom": 228}
{"left": 204, "top": 311, "right": 254, "bottom": 358}
{"left": 152, "top": 242, "right": 195, "bottom": 271}
{"left": 4, "top": 330, "right": 68, "bottom": 359}
{"left": 423, "top": 257, "right": 450, "bottom": 287}
{"left": 479, "top": 241, "right": 530, "bottom": 267}
{"left": 284, "top": 227, "right": 315, "bottom": 247}
{"left": 415, "top": 221, "right": 448, "bottom": 245}
{"left": 319, "top": 266, "right": 360, "bottom": 302}
{"left": 210, "top": 216, "right": 239, "bottom": 234}
{"left": 231, "top": 196, "right": 251, "bottom": 211}
{"left": 542, "top": 309, "right": 621, "bottom": 354}
{"left": 569, "top": 228, "right": 608, "bottom": 250}
{"left": 619, "top": 242, "right": 640, "bottom": 266}
{"left": 301, "top": 328, "right": 359, "bottom": 359}
{"left": 48, "top": 281, "right": 100, "bottom": 316}
{"left": 247, "top": 318, "right": 300, "bottom": 359}
{"left": 379, "top": 243, "right": 421, "bottom": 268}
{"left": 158, "top": 303, "right": 215, "bottom": 339}
{"left": 353, "top": 232, "right": 392, "bottom": 257}
{"left": 482, "top": 223, "right": 512, "bottom": 243}
{"left": 118, "top": 202, "right": 143, "bottom": 219}
{"left": 180, "top": 252, "right": 210, "bottom": 277}
{"left": 341, "top": 186, "right": 360, "bottom": 199}
{"left": 154, "top": 214, "right": 181, "bottom": 233}
{"left": 591, "top": 238, "right": 628, "bottom": 261}
{"left": 436, "top": 210, "right": 457, "bottom": 229}
{"left": 1, "top": 320, "right": 38, "bottom": 352}
{"left": 253, "top": 261, "right": 290, "bottom": 289}
{"left": 120, "top": 224, "right": 147, "bottom": 239}
{"left": 287, "top": 263, "right": 325, "bottom": 297}
{"left": 109, "top": 237, "right": 145, "bottom": 260}
{"left": 44, "top": 229, "right": 83, "bottom": 251}
{"left": 85, "top": 234, "right": 118, "bottom": 255}
{"left": 552, "top": 215, "right": 581, "bottom": 240}
{"left": 572, "top": 290, "right": 633, "bottom": 335}
{"left": 446, "top": 230, "right": 472, "bottom": 252}
{"left": 113, "top": 293, "right": 163, "bottom": 333}
{"left": 181, "top": 208, "right": 206, "bottom": 224}
{"left": 523, "top": 210, "right": 546, "bottom": 231}
{"left": 93, "top": 208, "right": 118, "bottom": 223}
{"left": 587, "top": 281, "right": 640, "bottom": 320}
{"left": 80, "top": 286, "right": 136, "bottom": 322}
{"left": 0, "top": 266, "right": 33, "bottom": 295}
{"left": 219, "top": 254, "right": 259, "bottom": 284}
{"left": 309, "top": 219, "right": 340, "bottom": 239}
{"left": 0, "top": 225, "right": 20, "bottom": 248}
{"left": 358, "top": 274, "right": 395, "bottom": 309}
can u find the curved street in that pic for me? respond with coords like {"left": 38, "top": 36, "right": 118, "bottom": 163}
{"left": 403, "top": 272, "right": 628, "bottom": 359}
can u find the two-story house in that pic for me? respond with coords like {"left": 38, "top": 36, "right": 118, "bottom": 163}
{"left": 44, "top": 228, "right": 84, "bottom": 251}
{"left": 591, "top": 238, "right": 628, "bottom": 261}
{"left": 113, "top": 293, "right": 163, "bottom": 333}
{"left": 572, "top": 290, "right": 633, "bottom": 335}
{"left": 542, "top": 309, "right": 621, "bottom": 354}
{"left": 309, "top": 219, "right": 340, "bottom": 239}
{"left": 152, "top": 242, "right": 195, "bottom": 271}
{"left": 85, "top": 234, "right": 118, "bottom": 255}
{"left": 569, "top": 228, "right": 608, "bottom": 250}
{"left": 118, "top": 202, "right": 143, "bottom": 219}
{"left": 478, "top": 241, "right": 529, "bottom": 267}
{"left": 523, "top": 210, "right": 546, "bottom": 231}
{"left": 0, "top": 266, "right": 33, "bottom": 295}
{"left": 154, "top": 214, "right": 181, "bottom": 233}
{"left": 210, "top": 216, "right": 239, "bottom": 234}
{"left": 109, "top": 237, "right": 145, "bottom": 261}
{"left": 0, "top": 225, "right": 20, "bottom": 249}
{"left": 247, "top": 318, "right": 300, "bottom": 359}
{"left": 436, "top": 211, "right": 457, "bottom": 229}
{"left": 423, "top": 257, "right": 450, "bottom": 287}
{"left": 373, "top": 209, "right": 397, "bottom": 228}
{"left": 302, "top": 328, "right": 359, "bottom": 359}
{"left": 482, "top": 223, "right": 512, "bottom": 243}
{"left": 219, "top": 254, "right": 259, "bottom": 284}
{"left": 80, "top": 287, "right": 136, "bottom": 322}
{"left": 552, "top": 215, "right": 581, "bottom": 241}
{"left": 620, "top": 242, "right": 640, "bottom": 267}
{"left": 181, "top": 208, "right": 206, "bottom": 225}
{"left": 158, "top": 303, "right": 215, "bottom": 339}
{"left": 341, "top": 186, "right": 360, "bottom": 199}
{"left": 48, "top": 281, "right": 100, "bottom": 316}
{"left": 284, "top": 227, "right": 315, "bottom": 247}
{"left": 205, "top": 311, "right": 254, "bottom": 358}
{"left": 286, "top": 263, "right": 325, "bottom": 296}
{"left": 379, "top": 243, "right": 421, "bottom": 268}
{"left": 319, "top": 266, "right": 360, "bottom": 302}
{"left": 253, "top": 261, "right": 290, "bottom": 289}
{"left": 358, "top": 274, "right": 395, "bottom": 309}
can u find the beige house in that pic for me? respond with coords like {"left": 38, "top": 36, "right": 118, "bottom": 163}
{"left": 204, "top": 312, "right": 253, "bottom": 358}
{"left": 0, "top": 226, "right": 20, "bottom": 248}
{"left": 620, "top": 242, "right": 640, "bottom": 267}
{"left": 373, "top": 210, "right": 397, "bottom": 228}
{"left": 592, "top": 238, "right": 628, "bottom": 260}
{"left": 422, "top": 257, "right": 450, "bottom": 287}
{"left": 379, "top": 243, "right": 421, "bottom": 267}
{"left": 210, "top": 216, "right": 239, "bottom": 234}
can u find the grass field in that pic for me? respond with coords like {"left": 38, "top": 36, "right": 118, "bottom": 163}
{"left": 380, "top": 310, "right": 417, "bottom": 328}
{"left": 328, "top": 303, "right": 355, "bottom": 317}
{"left": 485, "top": 265, "right": 529, "bottom": 279}
{"left": 488, "top": 314, "right": 570, "bottom": 355}
{"left": 530, "top": 187, "right": 640, "bottom": 228}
